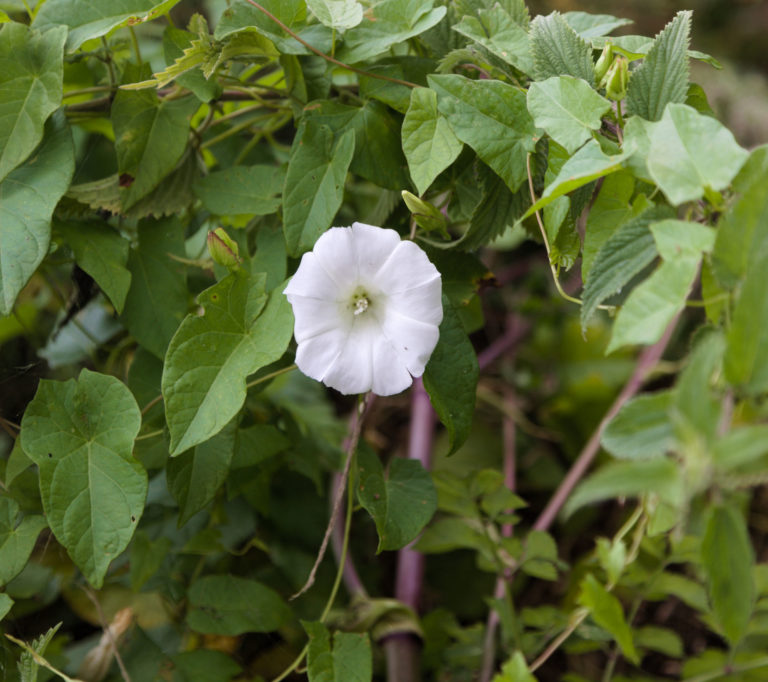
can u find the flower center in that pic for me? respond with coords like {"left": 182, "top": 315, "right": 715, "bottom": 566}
{"left": 350, "top": 288, "right": 372, "bottom": 316}
{"left": 353, "top": 297, "right": 369, "bottom": 315}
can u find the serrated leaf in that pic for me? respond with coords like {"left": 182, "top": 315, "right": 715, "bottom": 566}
{"left": 626, "top": 11, "right": 691, "bottom": 121}
{"left": 0, "top": 23, "right": 66, "bottom": 182}
{"left": 561, "top": 11, "right": 632, "bottom": 39}
{"left": 167, "top": 420, "right": 237, "bottom": 526}
{"left": 429, "top": 74, "right": 539, "bottom": 192}
{"left": 357, "top": 449, "right": 437, "bottom": 552}
{"left": 452, "top": 7, "right": 534, "bottom": 76}
{"left": 112, "top": 80, "right": 198, "bottom": 210}
{"left": 581, "top": 205, "right": 671, "bottom": 330}
{"left": 402, "top": 87, "right": 463, "bottom": 195}
{"left": 701, "top": 505, "right": 754, "bottom": 645}
{"left": 187, "top": 575, "right": 290, "bottom": 635}
{"left": 0, "top": 111, "right": 74, "bottom": 315}
{"left": 527, "top": 76, "right": 611, "bottom": 154}
{"left": 529, "top": 11, "right": 594, "bottom": 84}
{"left": 55, "top": 220, "right": 132, "bottom": 314}
{"left": 283, "top": 123, "right": 355, "bottom": 256}
{"left": 423, "top": 297, "right": 479, "bottom": 454}
{"left": 163, "top": 274, "right": 293, "bottom": 455}
{"left": 602, "top": 391, "right": 675, "bottom": 460}
{"left": 579, "top": 573, "right": 639, "bottom": 663}
{"left": 304, "top": 621, "right": 372, "bottom": 682}
{"left": 607, "top": 221, "right": 715, "bottom": 353}
{"left": 20, "top": 369, "right": 146, "bottom": 588}
{"left": 337, "top": 0, "right": 446, "bottom": 63}
{"left": 645, "top": 104, "right": 748, "bottom": 206}
{"left": 491, "top": 651, "right": 536, "bottom": 682}
{"left": 162, "top": 27, "right": 221, "bottom": 102}
{"left": 307, "top": 0, "right": 363, "bottom": 30}
{"left": 120, "top": 218, "right": 188, "bottom": 359}
{"left": 0, "top": 497, "right": 47, "bottom": 587}
{"left": 194, "top": 164, "right": 284, "bottom": 217}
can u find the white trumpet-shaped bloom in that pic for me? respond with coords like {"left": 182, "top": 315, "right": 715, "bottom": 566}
{"left": 284, "top": 223, "right": 443, "bottom": 396}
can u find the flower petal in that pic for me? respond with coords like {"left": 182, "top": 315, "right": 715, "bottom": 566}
{"left": 374, "top": 240, "right": 441, "bottom": 294}
{"left": 321, "top": 323, "right": 375, "bottom": 395}
{"left": 371, "top": 335, "right": 413, "bottom": 396}
{"left": 377, "top": 307, "right": 440, "bottom": 377}
{"left": 283, "top": 252, "right": 341, "bottom": 301}
{"left": 385, "top": 278, "right": 443, "bottom": 327}
{"left": 350, "top": 223, "right": 402, "bottom": 275}
{"left": 295, "top": 327, "right": 347, "bottom": 383}
{"left": 287, "top": 296, "right": 347, "bottom": 343}
{"left": 310, "top": 227, "right": 360, "bottom": 293}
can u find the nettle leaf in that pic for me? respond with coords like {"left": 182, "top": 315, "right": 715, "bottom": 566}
{"left": 307, "top": 0, "right": 363, "bottom": 30}
{"left": 645, "top": 104, "right": 748, "bottom": 206}
{"left": 304, "top": 621, "right": 372, "bottom": 682}
{"left": 337, "top": 0, "right": 446, "bottom": 63}
{"left": 163, "top": 273, "right": 293, "bottom": 455}
{"left": 112, "top": 81, "right": 199, "bottom": 210}
{"left": 452, "top": 7, "right": 534, "bottom": 76}
{"left": 0, "top": 23, "right": 66, "bottom": 182}
{"left": 32, "top": 0, "right": 182, "bottom": 51}
{"left": 55, "top": 220, "right": 132, "bottom": 314}
{"left": 701, "top": 505, "right": 755, "bottom": 645}
{"left": 0, "top": 112, "right": 74, "bottom": 315}
{"left": 402, "top": 87, "right": 463, "bottom": 196}
{"left": 0, "top": 496, "right": 47, "bottom": 587}
{"left": 162, "top": 27, "right": 221, "bottom": 102}
{"left": 167, "top": 420, "right": 238, "bottom": 526}
{"left": 607, "top": 221, "right": 715, "bottom": 353}
{"left": 561, "top": 11, "right": 633, "bottom": 39}
{"left": 194, "top": 165, "right": 284, "bottom": 217}
{"left": 602, "top": 390, "right": 676, "bottom": 460}
{"left": 581, "top": 205, "right": 672, "bottom": 330}
{"left": 357, "top": 448, "right": 438, "bottom": 552}
{"left": 527, "top": 76, "right": 611, "bottom": 154}
{"left": 423, "top": 298, "right": 479, "bottom": 454}
{"left": 529, "top": 11, "right": 594, "bottom": 84}
{"left": 429, "top": 74, "right": 539, "bottom": 192}
{"left": 20, "top": 369, "right": 146, "bottom": 588}
{"left": 187, "top": 575, "right": 291, "bottom": 635}
{"left": 283, "top": 123, "right": 355, "bottom": 256}
{"left": 120, "top": 218, "right": 188, "bottom": 359}
{"left": 626, "top": 10, "right": 691, "bottom": 122}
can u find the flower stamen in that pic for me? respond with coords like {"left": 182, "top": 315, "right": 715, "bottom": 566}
{"left": 353, "top": 296, "right": 369, "bottom": 316}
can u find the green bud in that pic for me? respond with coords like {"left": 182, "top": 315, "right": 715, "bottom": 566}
{"left": 207, "top": 227, "right": 241, "bottom": 270}
{"left": 401, "top": 190, "right": 448, "bottom": 236}
{"left": 594, "top": 43, "right": 614, "bottom": 85}
{"left": 605, "top": 56, "right": 629, "bottom": 102}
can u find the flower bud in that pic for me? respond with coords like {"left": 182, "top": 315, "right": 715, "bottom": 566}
{"left": 401, "top": 191, "right": 448, "bottom": 236}
{"left": 605, "top": 56, "right": 629, "bottom": 102}
{"left": 594, "top": 43, "right": 614, "bottom": 85}
{"left": 207, "top": 228, "right": 241, "bottom": 270}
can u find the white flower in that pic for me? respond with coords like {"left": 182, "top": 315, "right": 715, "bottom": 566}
{"left": 284, "top": 222, "right": 443, "bottom": 396}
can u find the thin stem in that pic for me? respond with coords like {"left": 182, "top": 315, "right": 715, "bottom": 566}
{"left": 63, "top": 85, "right": 115, "bottom": 99}
{"left": 135, "top": 429, "right": 164, "bottom": 441}
{"left": 477, "top": 315, "right": 530, "bottom": 371}
{"left": 81, "top": 587, "right": 132, "bottom": 682}
{"left": 245, "top": 363, "right": 297, "bottom": 389}
{"left": 140, "top": 394, "right": 163, "bottom": 417}
{"left": 242, "top": 0, "right": 419, "bottom": 88}
{"left": 128, "top": 25, "right": 142, "bottom": 65}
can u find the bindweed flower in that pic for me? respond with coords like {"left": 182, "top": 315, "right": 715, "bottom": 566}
{"left": 284, "top": 222, "right": 443, "bottom": 396}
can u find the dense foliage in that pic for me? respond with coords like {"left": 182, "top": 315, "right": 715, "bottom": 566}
{"left": 1, "top": 0, "right": 767, "bottom": 680}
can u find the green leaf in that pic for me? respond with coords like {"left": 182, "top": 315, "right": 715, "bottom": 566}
{"left": 561, "top": 11, "right": 632, "bottom": 39}
{"left": 634, "top": 626, "right": 683, "bottom": 658}
{"left": 304, "top": 621, "right": 372, "bottom": 682}
{"left": 120, "top": 218, "right": 188, "bottom": 359}
{"left": 429, "top": 74, "right": 539, "bottom": 192}
{"left": 0, "top": 111, "right": 74, "bottom": 315}
{"left": 491, "top": 651, "right": 536, "bottom": 682}
{"left": 307, "top": 0, "right": 363, "bottom": 30}
{"left": 0, "top": 593, "right": 12, "bottom": 620}
{"left": 602, "top": 390, "right": 676, "bottom": 460}
{"left": 579, "top": 573, "right": 639, "bottom": 663}
{"left": 607, "top": 221, "right": 715, "bottom": 353}
{"left": 529, "top": 11, "right": 594, "bottom": 84}
{"left": 337, "top": 0, "right": 446, "bottom": 63}
{"left": 452, "top": 7, "right": 534, "bottom": 76}
{"left": 283, "top": 124, "right": 355, "bottom": 256}
{"left": 187, "top": 575, "right": 291, "bottom": 635}
{"left": 423, "top": 298, "right": 479, "bottom": 454}
{"left": 173, "top": 649, "right": 242, "bottom": 682}
{"left": 402, "top": 87, "right": 463, "bottom": 196}
{"left": 167, "top": 420, "right": 238, "bottom": 526}
{"left": 645, "top": 104, "right": 748, "bottom": 206}
{"left": 194, "top": 165, "right": 284, "bottom": 217}
{"left": 32, "top": 0, "right": 182, "bottom": 51}
{"left": 20, "top": 369, "right": 145, "bottom": 588}
{"left": 130, "top": 530, "right": 172, "bottom": 592}
{"left": 0, "top": 497, "right": 47, "bottom": 587}
{"left": 581, "top": 205, "right": 670, "bottom": 330}
{"left": 112, "top": 82, "right": 198, "bottom": 210}
{"left": 527, "top": 76, "right": 611, "bottom": 154}
{"left": 701, "top": 504, "right": 754, "bottom": 645}
{"left": 712, "top": 425, "right": 768, "bottom": 473}
{"left": 162, "top": 27, "right": 221, "bottom": 102}
{"left": 55, "top": 219, "right": 132, "bottom": 314}
{"left": 626, "top": 11, "right": 691, "bottom": 121}
{"left": 163, "top": 273, "right": 293, "bottom": 455}
{"left": 357, "top": 449, "right": 437, "bottom": 552}
{"left": 564, "top": 458, "right": 682, "bottom": 517}
{"left": 0, "top": 23, "right": 66, "bottom": 182}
